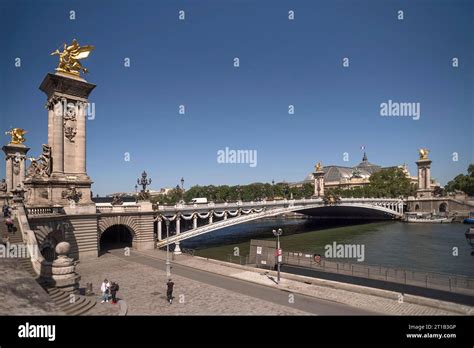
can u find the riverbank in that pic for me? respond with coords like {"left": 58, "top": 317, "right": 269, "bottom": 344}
{"left": 184, "top": 220, "right": 474, "bottom": 278}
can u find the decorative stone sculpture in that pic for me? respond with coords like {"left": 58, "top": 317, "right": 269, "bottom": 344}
{"left": 27, "top": 144, "right": 52, "bottom": 178}
{"left": 61, "top": 186, "right": 82, "bottom": 203}
{"left": 51, "top": 241, "right": 80, "bottom": 292}
{"left": 111, "top": 195, "right": 123, "bottom": 206}
{"left": 0, "top": 179, "right": 6, "bottom": 193}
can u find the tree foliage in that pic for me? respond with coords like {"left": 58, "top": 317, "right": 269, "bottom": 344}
{"left": 444, "top": 164, "right": 474, "bottom": 196}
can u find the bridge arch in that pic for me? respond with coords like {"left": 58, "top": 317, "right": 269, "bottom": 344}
{"left": 156, "top": 199, "right": 405, "bottom": 248}
{"left": 439, "top": 202, "right": 448, "bottom": 213}
{"left": 98, "top": 216, "right": 139, "bottom": 254}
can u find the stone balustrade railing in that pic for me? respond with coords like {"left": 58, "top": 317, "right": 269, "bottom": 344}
{"left": 14, "top": 205, "right": 52, "bottom": 279}
{"left": 95, "top": 204, "right": 140, "bottom": 213}
{"left": 26, "top": 206, "right": 64, "bottom": 216}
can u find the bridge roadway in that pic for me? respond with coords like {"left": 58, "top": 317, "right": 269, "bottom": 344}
{"left": 107, "top": 249, "right": 374, "bottom": 315}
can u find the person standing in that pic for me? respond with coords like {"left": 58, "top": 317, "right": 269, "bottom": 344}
{"left": 2, "top": 234, "right": 9, "bottom": 246}
{"left": 100, "top": 279, "right": 110, "bottom": 303}
{"left": 166, "top": 278, "right": 174, "bottom": 304}
{"left": 2, "top": 205, "right": 9, "bottom": 218}
{"left": 5, "top": 216, "right": 14, "bottom": 233}
{"left": 110, "top": 282, "right": 119, "bottom": 304}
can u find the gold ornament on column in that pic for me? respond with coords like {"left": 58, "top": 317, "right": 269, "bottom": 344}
{"left": 5, "top": 128, "right": 27, "bottom": 145}
{"left": 315, "top": 162, "right": 322, "bottom": 171}
{"left": 51, "top": 39, "right": 95, "bottom": 77}
{"left": 418, "top": 148, "right": 429, "bottom": 160}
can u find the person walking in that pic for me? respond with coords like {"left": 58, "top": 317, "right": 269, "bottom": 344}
{"left": 110, "top": 282, "right": 119, "bottom": 304}
{"left": 166, "top": 278, "right": 174, "bottom": 304}
{"left": 2, "top": 205, "right": 9, "bottom": 218}
{"left": 100, "top": 279, "right": 110, "bottom": 303}
{"left": 5, "top": 216, "right": 14, "bottom": 234}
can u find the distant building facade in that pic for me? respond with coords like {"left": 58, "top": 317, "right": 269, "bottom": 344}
{"left": 292, "top": 153, "right": 439, "bottom": 190}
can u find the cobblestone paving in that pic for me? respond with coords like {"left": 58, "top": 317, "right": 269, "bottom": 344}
{"left": 77, "top": 253, "right": 308, "bottom": 315}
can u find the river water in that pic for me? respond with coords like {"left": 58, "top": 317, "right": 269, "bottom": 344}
{"left": 181, "top": 218, "right": 474, "bottom": 278}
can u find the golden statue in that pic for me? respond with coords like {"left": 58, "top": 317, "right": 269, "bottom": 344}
{"left": 51, "top": 39, "right": 95, "bottom": 76}
{"left": 315, "top": 162, "right": 322, "bottom": 171}
{"left": 5, "top": 128, "right": 27, "bottom": 145}
{"left": 419, "top": 148, "right": 430, "bottom": 160}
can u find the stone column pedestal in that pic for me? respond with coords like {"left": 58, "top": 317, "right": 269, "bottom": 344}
{"left": 2, "top": 143, "right": 30, "bottom": 193}
{"left": 313, "top": 168, "right": 325, "bottom": 198}
{"left": 416, "top": 158, "right": 433, "bottom": 198}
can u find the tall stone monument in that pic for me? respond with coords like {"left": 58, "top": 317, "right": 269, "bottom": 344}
{"left": 23, "top": 40, "right": 99, "bottom": 260}
{"left": 415, "top": 149, "right": 433, "bottom": 198}
{"left": 2, "top": 128, "right": 30, "bottom": 193}
{"left": 24, "top": 40, "right": 96, "bottom": 208}
{"left": 313, "top": 162, "right": 325, "bottom": 198}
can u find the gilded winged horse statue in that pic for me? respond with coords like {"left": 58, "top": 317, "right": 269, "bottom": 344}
{"left": 51, "top": 39, "right": 95, "bottom": 76}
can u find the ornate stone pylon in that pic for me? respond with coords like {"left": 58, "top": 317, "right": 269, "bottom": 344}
{"left": 24, "top": 72, "right": 96, "bottom": 207}
{"left": 416, "top": 149, "right": 433, "bottom": 198}
{"left": 313, "top": 162, "right": 325, "bottom": 198}
{"left": 2, "top": 134, "right": 30, "bottom": 193}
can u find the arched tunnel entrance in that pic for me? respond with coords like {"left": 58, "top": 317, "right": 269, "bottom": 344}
{"left": 99, "top": 225, "right": 134, "bottom": 255}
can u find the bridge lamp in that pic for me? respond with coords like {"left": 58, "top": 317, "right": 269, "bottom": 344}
{"left": 165, "top": 220, "right": 171, "bottom": 277}
{"left": 272, "top": 228, "right": 283, "bottom": 283}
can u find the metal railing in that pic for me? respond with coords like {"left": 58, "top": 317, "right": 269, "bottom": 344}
{"left": 226, "top": 254, "right": 249, "bottom": 265}
{"left": 283, "top": 251, "right": 474, "bottom": 296}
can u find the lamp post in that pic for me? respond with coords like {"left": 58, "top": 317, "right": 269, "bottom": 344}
{"left": 181, "top": 177, "right": 184, "bottom": 190}
{"left": 272, "top": 228, "right": 283, "bottom": 283}
{"left": 165, "top": 220, "right": 171, "bottom": 277}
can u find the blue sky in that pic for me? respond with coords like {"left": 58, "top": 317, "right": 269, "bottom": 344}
{"left": 1, "top": 0, "right": 472, "bottom": 195}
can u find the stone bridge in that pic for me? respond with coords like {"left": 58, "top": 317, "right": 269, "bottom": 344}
{"left": 24, "top": 198, "right": 404, "bottom": 259}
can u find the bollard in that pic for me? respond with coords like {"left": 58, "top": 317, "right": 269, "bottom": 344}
{"left": 85, "top": 282, "right": 93, "bottom": 296}
{"left": 351, "top": 265, "right": 354, "bottom": 276}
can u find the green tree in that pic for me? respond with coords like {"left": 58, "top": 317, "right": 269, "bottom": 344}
{"left": 445, "top": 165, "right": 474, "bottom": 196}
{"left": 368, "top": 167, "right": 415, "bottom": 198}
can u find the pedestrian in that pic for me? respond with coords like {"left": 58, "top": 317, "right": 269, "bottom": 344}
{"left": 5, "top": 217, "right": 14, "bottom": 233}
{"left": 2, "top": 205, "right": 9, "bottom": 218}
{"left": 1, "top": 233, "right": 9, "bottom": 246}
{"left": 100, "top": 278, "right": 110, "bottom": 303}
{"left": 166, "top": 278, "right": 174, "bottom": 304}
{"left": 110, "top": 282, "right": 119, "bottom": 304}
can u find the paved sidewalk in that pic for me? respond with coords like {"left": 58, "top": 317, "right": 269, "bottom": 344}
{"left": 138, "top": 250, "right": 472, "bottom": 316}
{"left": 77, "top": 252, "right": 308, "bottom": 315}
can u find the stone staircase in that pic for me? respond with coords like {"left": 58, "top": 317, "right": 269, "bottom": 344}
{"left": 44, "top": 287, "right": 96, "bottom": 315}
{"left": 1, "top": 214, "right": 97, "bottom": 315}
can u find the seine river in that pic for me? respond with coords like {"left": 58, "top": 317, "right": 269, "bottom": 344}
{"left": 181, "top": 218, "right": 474, "bottom": 278}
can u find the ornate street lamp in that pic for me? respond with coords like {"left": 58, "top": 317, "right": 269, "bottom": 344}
{"left": 272, "top": 228, "right": 283, "bottom": 283}
{"left": 137, "top": 171, "right": 152, "bottom": 192}
{"left": 181, "top": 177, "right": 184, "bottom": 190}
{"left": 165, "top": 220, "right": 171, "bottom": 277}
